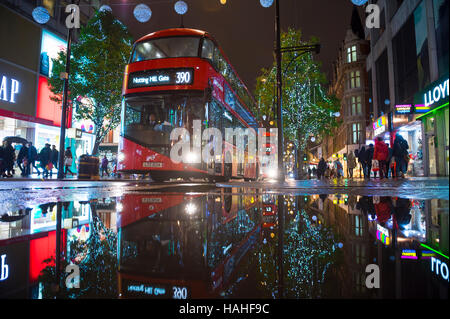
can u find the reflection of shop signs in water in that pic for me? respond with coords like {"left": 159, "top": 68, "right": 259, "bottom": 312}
{"left": 431, "top": 257, "right": 449, "bottom": 282}
{"left": 376, "top": 224, "right": 390, "bottom": 245}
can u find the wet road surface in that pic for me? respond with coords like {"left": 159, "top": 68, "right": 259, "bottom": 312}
{"left": 0, "top": 178, "right": 448, "bottom": 299}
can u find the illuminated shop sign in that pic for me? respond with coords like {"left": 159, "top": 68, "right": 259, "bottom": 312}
{"left": 40, "top": 30, "right": 66, "bottom": 77}
{"left": 395, "top": 105, "right": 412, "bottom": 114}
{"left": 401, "top": 249, "right": 418, "bottom": 260}
{"left": 0, "top": 254, "right": 8, "bottom": 281}
{"left": 376, "top": 224, "right": 390, "bottom": 245}
{"left": 0, "top": 75, "right": 20, "bottom": 103}
{"left": 413, "top": 104, "right": 431, "bottom": 113}
{"left": 373, "top": 115, "right": 386, "bottom": 136}
{"left": 431, "top": 257, "right": 449, "bottom": 282}
{"left": 424, "top": 78, "right": 449, "bottom": 108}
{"left": 128, "top": 68, "right": 194, "bottom": 89}
{"left": 421, "top": 250, "right": 436, "bottom": 259}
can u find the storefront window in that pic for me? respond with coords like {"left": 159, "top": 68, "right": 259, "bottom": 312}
{"left": 397, "top": 121, "right": 424, "bottom": 176}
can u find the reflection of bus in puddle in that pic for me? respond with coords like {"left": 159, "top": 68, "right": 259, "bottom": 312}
{"left": 116, "top": 190, "right": 262, "bottom": 298}
{"left": 261, "top": 194, "right": 277, "bottom": 230}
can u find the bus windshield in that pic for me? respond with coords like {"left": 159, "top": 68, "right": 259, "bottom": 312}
{"left": 131, "top": 37, "right": 201, "bottom": 62}
{"left": 123, "top": 93, "right": 204, "bottom": 146}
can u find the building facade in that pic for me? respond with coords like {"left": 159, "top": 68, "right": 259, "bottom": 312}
{"left": 365, "top": 0, "right": 448, "bottom": 176}
{"left": 315, "top": 7, "right": 371, "bottom": 177}
{"left": 1, "top": 1, "right": 99, "bottom": 173}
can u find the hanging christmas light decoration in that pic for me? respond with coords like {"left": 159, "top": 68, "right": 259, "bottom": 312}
{"left": 351, "top": 0, "right": 368, "bottom": 6}
{"left": 174, "top": 1, "right": 188, "bottom": 15}
{"left": 134, "top": 4, "right": 152, "bottom": 23}
{"left": 99, "top": 5, "right": 112, "bottom": 12}
{"left": 32, "top": 6, "right": 50, "bottom": 24}
{"left": 260, "top": 0, "right": 274, "bottom": 8}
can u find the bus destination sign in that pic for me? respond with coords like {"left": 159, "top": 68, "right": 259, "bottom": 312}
{"left": 128, "top": 68, "right": 194, "bottom": 89}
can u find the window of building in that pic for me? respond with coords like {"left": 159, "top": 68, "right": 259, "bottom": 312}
{"left": 351, "top": 123, "right": 362, "bottom": 144}
{"left": 433, "top": 0, "right": 449, "bottom": 77}
{"left": 414, "top": 1, "right": 430, "bottom": 90}
{"left": 393, "top": 17, "right": 418, "bottom": 105}
{"left": 350, "top": 96, "right": 362, "bottom": 115}
{"left": 349, "top": 71, "right": 361, "bottom": 89}
{"left": 347, "top": 45, "right": 357, "bottom": 63}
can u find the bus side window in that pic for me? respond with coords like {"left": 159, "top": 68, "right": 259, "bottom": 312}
{"left": 201, "top": 39, "right": 214, "bottom": 61}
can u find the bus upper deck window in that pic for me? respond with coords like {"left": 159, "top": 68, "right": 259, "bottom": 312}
{"left": 201, "top": 39, "right": 214, "bottom": 60}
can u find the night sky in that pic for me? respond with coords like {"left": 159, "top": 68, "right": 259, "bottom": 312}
{"left": 110, "top": 0, "right": 357, "bottom": 93}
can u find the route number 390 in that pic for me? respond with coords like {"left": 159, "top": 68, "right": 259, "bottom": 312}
{"left": 176, "top": 71, "right": 191, "bottom": 84}
{"left": 173, "top": 286, "right": 188, "bottom": 299}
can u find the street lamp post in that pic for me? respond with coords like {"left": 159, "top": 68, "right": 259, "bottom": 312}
{"left": 274, "top": 0, "right": 284, "bottom": 181}
{"left": 57, "top": 25, "right": 74, "bottom": 180}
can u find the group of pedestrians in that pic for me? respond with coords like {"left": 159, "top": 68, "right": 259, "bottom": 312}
{"left": 314, "top": 133, "right": 410, "bottom": 180}
{"left": 316, "top": 157, "right": 344, "bottom": 179}
{"left": 0, "top": 141, "right": 75, "bottom": 178}
{"left": 357, "top": 133, "right": 409, "bottom": 179}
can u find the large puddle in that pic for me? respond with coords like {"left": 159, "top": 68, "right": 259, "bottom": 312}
{"left": 0, "top": 187, "right": 448, "bottom": 299}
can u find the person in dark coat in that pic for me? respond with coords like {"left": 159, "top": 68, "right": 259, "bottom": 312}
{"left": 17, "top": 143, "right": 30, "bottom": 176}
{"left": 27, "top": 142, "right": 40, "bottom": 175}
{"left": 0, "top": 144, "right": 4, "bottom": 177}
{"left": 366, "top": 144, "right": 374, "bottom": 178}
{"left": 39, "top": 144, "right": 52, "bottom": 178}
{"left": 1, "top": 140, "right": 15, "bottom": 177}
{"left": 393, "top": 133, "right": 409, "bottom": 178}
{"left": 50, "top": 145, "right": 59, "bottom": 177}
{"left": 317, "top": 157, "right": 327, "bottom": 179}
{"left": 357, "top": 146, "right": 367, "bottom": 178}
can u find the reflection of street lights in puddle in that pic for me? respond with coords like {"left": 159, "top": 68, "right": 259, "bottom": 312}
{"left": 185, "top": 203, "right": 197, "bottom": 215}
{"left": 260, "top": 0, "right": 274, "bottom": 8}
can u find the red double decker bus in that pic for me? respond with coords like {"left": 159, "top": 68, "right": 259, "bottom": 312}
{"left": 118, "top": 28, "right": 260, "bottom": 182}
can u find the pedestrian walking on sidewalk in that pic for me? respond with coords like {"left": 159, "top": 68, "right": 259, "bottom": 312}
{"left": 393, "top": 133, "right": 409, "bottom": 178}
{"left": 50, "top": 145, "right": 59, "bottom": 177}
{"left": 366, "top": 144, "right": 375, "bottom": 178}
{"left": 17, "top": 143, "right": 30, "bottom": 177}
{"left": 39, "top": 144, "right": 52, "bottom": 178}
{"left": 64, "top": 147, "right": 75, "bottom": 177}
{"left": 357, "top": 146, "right": 368, "bottom": 179}
{"left": 1, "top": 140, "right": 15, "bottom": 178}
{"left": 374, "top": 137, "right": 389, "bottom": 179}
{"left": 101, "top": 155, "right": 109, "bottom": 177}
{"left": 27, "top": 142, "right": 40, "bottom": 176}
{"left": 317, "top": 157, "right": 327, "bottom": 179}
{"left": 347, "top": 151, "right": 357, "bottom": 179}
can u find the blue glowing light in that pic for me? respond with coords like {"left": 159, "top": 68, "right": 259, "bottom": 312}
{"left": 32, "top": 6, "right": 50, "bottom": 24}
{"left": 134, "top": 4, "right": 152, "bottom": 23}
{"left": 174, "top": 1, "right": 188, "bottom": 15}
{"left": 260, "top": 0, "right": 274, "bottom": 8}
{"left": 351, "top": 0, "right": 368, "bottom": 5}
{"left": 99, "top": 5, "right": 112, "bottom": 12}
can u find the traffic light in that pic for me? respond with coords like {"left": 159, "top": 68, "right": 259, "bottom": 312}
{"left": 343, "top": 154, "right": 347, "bottom": 161}
{"left": 303, "top": 154, "right": 307, "bottom": 162}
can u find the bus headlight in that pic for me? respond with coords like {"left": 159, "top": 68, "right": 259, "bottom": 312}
{"left": 118, "top": 152, "right": 125, "bottom": 162}
{"left": 185, "top": 152, "right": 200, "bottom": 163}
{"left": 268, "top": 168, "right": 277, "bottom": 178}
{"left": 185, "top": 203, "right": 197, "bottom": 215}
